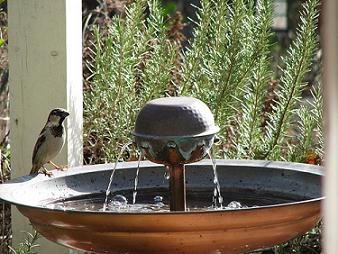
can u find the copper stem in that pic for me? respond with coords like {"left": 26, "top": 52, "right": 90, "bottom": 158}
{"left": 169, "top": 164, "right": 186, "bottom": 211}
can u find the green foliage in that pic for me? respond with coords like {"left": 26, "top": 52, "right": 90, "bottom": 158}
{"left": 181, "top": 0, "right": 267, "bottom": 132}
{"left": 183, "top": 0, "right": 321, "bottom": 162}
{"left": 231, "top": 0, "right": 273, "bottom": 159}
{"left": 261, "top": 0, "right": 320, "bottom": 160}
{"left": 311, "top": 85, "right": 324, "bottom": 159}
{"left": 84, "top": 0, "right": 322, "bottom": 165}
{"left": 84, "top": 0, "right": 177, "bottom": 163}
{"left": 8, "top": 231, "right": 40, "bottom": 254}
{"left": 162, "top": 1, "right": 177, "bottom": 16}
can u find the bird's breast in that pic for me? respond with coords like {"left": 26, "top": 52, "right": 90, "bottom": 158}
{"left": 42, "top": 128, "right": 66, "bottom": 161}
{"left": 50, "top": 125, "right": 64, "bottom": 137}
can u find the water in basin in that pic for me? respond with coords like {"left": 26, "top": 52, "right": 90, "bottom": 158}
{"left": 44, "top": 187, "right": 307, "bottom": 213}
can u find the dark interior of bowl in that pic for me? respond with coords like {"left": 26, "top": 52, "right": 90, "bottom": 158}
{"left": 0, "top": 160, "right": 322, "bottom": 213}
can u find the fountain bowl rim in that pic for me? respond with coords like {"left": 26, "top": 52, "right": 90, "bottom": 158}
{"left": 0, "top": 159, "right": 324, "bottom": 215}
{"left": 131, "top": 126, "right": 220, "bottom": 139}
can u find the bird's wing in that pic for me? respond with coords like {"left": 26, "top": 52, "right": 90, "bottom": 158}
{"left": 32, "top": 133, "right": 46, "bottom": 164}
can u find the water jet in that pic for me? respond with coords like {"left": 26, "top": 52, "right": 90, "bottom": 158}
{"left": 0, "top": 97, "right": 323, "bottom": 254}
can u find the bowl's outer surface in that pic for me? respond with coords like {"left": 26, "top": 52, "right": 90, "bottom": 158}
{"left": 18, "top": 200, "right": 320, "bottom": 254}
{"left": 0, "top": 160, "right": 323, "bottom": 254}
{"left": 133, "top": 97, "right": 220, "bottom": 138}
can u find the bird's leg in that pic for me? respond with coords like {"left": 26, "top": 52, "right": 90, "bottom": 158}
{"left": 48, "top": 161, "right": 67, "bottom": 171}
{"left": 42, "top": 166, "right": 53, "bottom": 177}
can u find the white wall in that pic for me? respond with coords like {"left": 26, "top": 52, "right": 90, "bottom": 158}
{"left": 8, "top": 0, "right": 83, "bottom": 253}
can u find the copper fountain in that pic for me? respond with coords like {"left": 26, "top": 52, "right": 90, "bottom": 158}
{"left": 132, "top": 97, "right": 220, "bottom": 211}
{"left": 0, "top": 97, "right": 323, "bottom": 254}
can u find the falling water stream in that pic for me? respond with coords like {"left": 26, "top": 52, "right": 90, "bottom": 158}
{"left": 207, "top": 151, "right": 223, "bottom": 208}
{"left": 103, "top": 142, "right": 133, "bottom": 211}
{"left": 132, "top": 153, "right": 143, "bottom": 204}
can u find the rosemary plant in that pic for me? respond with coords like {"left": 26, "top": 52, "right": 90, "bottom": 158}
{"left": 84, "top": 0, "right": 177, "bottom": 163}
{"left": 84, "top": 0, "right": 322, "bottom": 165}
{"left": 311, "top": 85, "right": 324, "bottom": 159}
{"left": 261, "top": 0, "right": 320, "bottom": 161}
{"left": 179, "top": 0, "right": 321, "bottom": 163}
{"left": 180, "top": 0, "right": 264, "bottom": 134}
{"left": 231, "top": 0, "right": 273, "bottom": 160}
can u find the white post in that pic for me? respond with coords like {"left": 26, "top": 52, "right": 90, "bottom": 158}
{"left": 323, "top": 0, "right": 338, "bottom": 253}
{"left": 8, "top": 0, "right": 82, "bottom": 253}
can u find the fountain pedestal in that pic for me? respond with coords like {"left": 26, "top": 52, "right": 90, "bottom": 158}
{"left": 169, "top": 164, "right": 186, "bottom": 211}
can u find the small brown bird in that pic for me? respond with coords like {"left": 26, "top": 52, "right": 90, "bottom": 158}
{"left": 30, "top": 108, "right": 69, "bottom": 176}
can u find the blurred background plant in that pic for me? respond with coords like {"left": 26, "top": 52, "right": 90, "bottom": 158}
{"left": 83, "top": 0, "right": 181, "bottom": 163}
{"left": 84, "top": 0, "right": 322, "bottom": 165}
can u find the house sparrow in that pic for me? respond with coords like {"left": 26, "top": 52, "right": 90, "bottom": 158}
{"left": 30, "top": 108, "right": 69, "bottom": 176}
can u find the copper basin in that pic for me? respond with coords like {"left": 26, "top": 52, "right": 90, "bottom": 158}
{"left": 0, "top": 160, "right": 323, "bottom": 254}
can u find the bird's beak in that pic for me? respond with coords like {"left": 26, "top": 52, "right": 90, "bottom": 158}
{"left": 63, "top": 111, "right": 70, "bottom": 118}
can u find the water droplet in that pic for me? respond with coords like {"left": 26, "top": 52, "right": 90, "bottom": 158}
{"left": 167, "top": 141, "right": 176, "bottom": 148}
{"left": 154, "top": 195, "right": 163, "bottom": 203}
{"left": 107, "top": 194, "right": 128, "bottom": 210}
{"left": 110, "top": 194, "right": 128, "bottom": 204}
{"left": 164, "top": 166, "right": 170, "bottom": 180}
{"left": 227, "top": 201, "right": 247, "bottom": 209}
{"left": 103, "top": 142, "right": 133, "bottom": 211}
